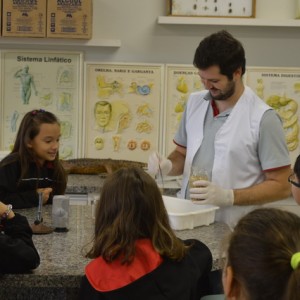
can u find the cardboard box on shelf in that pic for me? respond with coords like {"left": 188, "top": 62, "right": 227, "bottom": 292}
{"left": 47, "top": 0, "right": 93, "bottom": 39}
{"left": 2, "top": 0, "right": 47, "bottom": 37}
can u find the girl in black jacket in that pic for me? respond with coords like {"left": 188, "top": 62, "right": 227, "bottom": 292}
{"left": 0, "top": 201, "right": 40, "bottom": 273}
{"left": 0, "top": 109, "right": 67, "bottom": 208}
{"left": 79, "top": 167, "right": 212, "bottom": 300}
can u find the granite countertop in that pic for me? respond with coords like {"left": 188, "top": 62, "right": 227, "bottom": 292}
{"left": 66, "top": 174, "right": 181, "bottom": 197}
{"left": 1, "top": 174, "right": 296, "bottom": 299}
{"left": 66, "top": 174, "right": 105, "bottom": 194}
{"left": 0, "top": 205, "right": 230, "bottom": 299}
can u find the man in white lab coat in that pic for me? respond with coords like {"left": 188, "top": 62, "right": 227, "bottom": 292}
{"left": 148, "top": 30, "right": 291, "bottom": 228}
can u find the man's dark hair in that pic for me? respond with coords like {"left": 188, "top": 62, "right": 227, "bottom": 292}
{"left": 193, "top": 30, "right": 246, "bottom": 80}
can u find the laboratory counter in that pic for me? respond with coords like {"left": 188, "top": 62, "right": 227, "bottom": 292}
{"left": 65, "top": 174, "right": 181, "bottom": 197}
{"left": 0, "top": 204, "right": 230, "bottom": 300}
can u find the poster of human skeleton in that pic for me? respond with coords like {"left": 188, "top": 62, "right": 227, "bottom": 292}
{"left": 245, "top": 67, "right": 300, "bottom": 165}
{"left": 84, "top": 63, "right": 164, "bottom": 162}
{"left": 0, "top": 50, "right": 83, "bottom": 159}
{"left": 164, "top": 64, "right": 204, "bottom": 155}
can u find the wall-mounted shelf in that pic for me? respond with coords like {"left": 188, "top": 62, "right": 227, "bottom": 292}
{"left": 0, "top": 37, "right": 121, "bottom": 48}
{"left": 158, "top": 16, "right": 300, "bottom": 27}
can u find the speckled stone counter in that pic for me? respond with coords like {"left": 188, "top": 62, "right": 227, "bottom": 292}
{"left": 0, "top": 175, "right": 230, "bottom": 300}
{"left": 66, "top": 174, "right": 105, "bottom": 194}
{"left": 66, "top": 174, "right": 180, "bottom": 197}
{"left": 0, "top": 205, "right": 93, "bottom": 300}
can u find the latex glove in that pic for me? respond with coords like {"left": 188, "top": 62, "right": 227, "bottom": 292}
{"left": 189, "top": 180, "right": 234, "bottom": 207}
{"left": 147, "top": 152, "right": 172, "bottom": 177}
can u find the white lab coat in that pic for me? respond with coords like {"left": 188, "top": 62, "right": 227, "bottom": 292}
{"left": 180, "top": 87, "right": 271, "bottom": 227}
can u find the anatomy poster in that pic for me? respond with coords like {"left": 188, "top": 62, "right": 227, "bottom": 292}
{"left": 164, "top": 64, "right": 204, "bottom": 155}
{"left": 84, "top": 63, "right": 164, "bottom": 162}
{"left": 0, "top": 50, "right": 83, "bottom": 159}
{"left": 245, "top": 67, "right": 300, "bottom": 165}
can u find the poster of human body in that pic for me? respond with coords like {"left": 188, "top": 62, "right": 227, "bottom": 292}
{"left": 245, "top": 67, "right": 300, "bottom": 165}
{"left": 84, "top": 63, "right": 164, "bottom": 162}
{"left": 0, "top": 50, "right": 83, "bottom": 159}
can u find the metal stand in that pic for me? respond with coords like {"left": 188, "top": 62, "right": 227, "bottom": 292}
{"left": 31, "top": 192, "right": 54, "bottom": 234}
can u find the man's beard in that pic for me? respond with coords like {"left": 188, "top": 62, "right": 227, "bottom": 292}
{"left": 209, "top": 80, "right": 235, "bottom": 101}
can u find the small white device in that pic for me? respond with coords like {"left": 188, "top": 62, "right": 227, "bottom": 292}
{"left": 52, "top": 195, "right": 70, "bottom": 232}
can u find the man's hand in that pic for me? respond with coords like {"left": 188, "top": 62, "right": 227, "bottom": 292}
{"left": 147, "top": 152, "right": 172, "bottom": 177}
{"left": 190, "top": 180, "right": 234, "bottom": 207}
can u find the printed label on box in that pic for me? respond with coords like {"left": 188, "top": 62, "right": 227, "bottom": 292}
{"left": 2, "top": 0, "right": 46, "bottom": 37}
{"left": 47, "top": 0, "right": 92, "bottom": 39}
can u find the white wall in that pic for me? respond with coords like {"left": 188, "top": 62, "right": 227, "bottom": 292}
{"left": 1, "top": 1, "right": 299, "bottom": 67}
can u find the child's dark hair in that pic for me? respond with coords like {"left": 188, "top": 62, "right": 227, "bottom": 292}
{"left": 225, "top": 208, "right": 300, "bottom": 300}
{"left": 2, "top": 109, "right": 66, "bottom": 194}
{"left": 293, "top": 154, "right": 300, "bottom": 179}
{"left": 86, "top": 167, "right": 188, "bottom": 264}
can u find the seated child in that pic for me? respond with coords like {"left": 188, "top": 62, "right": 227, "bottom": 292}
{"left": 79, "top": 166, "right": 213, "bottom": 300}
{"left": 0, "top": 109, "right": 67, "bottom": 208}
{"left": 0, "top": 201, "right": 40, "bottom": 273}
{"left": 222, "top": 207, "right": 300, "bottom": 299}
{"left": 290, "top": 154, "right": 300, "bottom": 204}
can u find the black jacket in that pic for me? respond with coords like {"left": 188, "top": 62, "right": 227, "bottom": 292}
{"left": 0, "top": 156, "right": 56, "bottom": 208}
{"left": 0, "top": 213, "right": 40, "bottom": 273}
{"left": 79, "top": 239, "right": 212, "bottom": 300}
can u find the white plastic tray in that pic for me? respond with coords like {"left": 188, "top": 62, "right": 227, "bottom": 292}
{"left": 162, "top": 195, "right": 219, "bottom": 230}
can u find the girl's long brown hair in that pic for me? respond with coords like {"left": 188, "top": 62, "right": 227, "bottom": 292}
{"left": 86, "top": 167, "right": 188, "bottom": 264}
